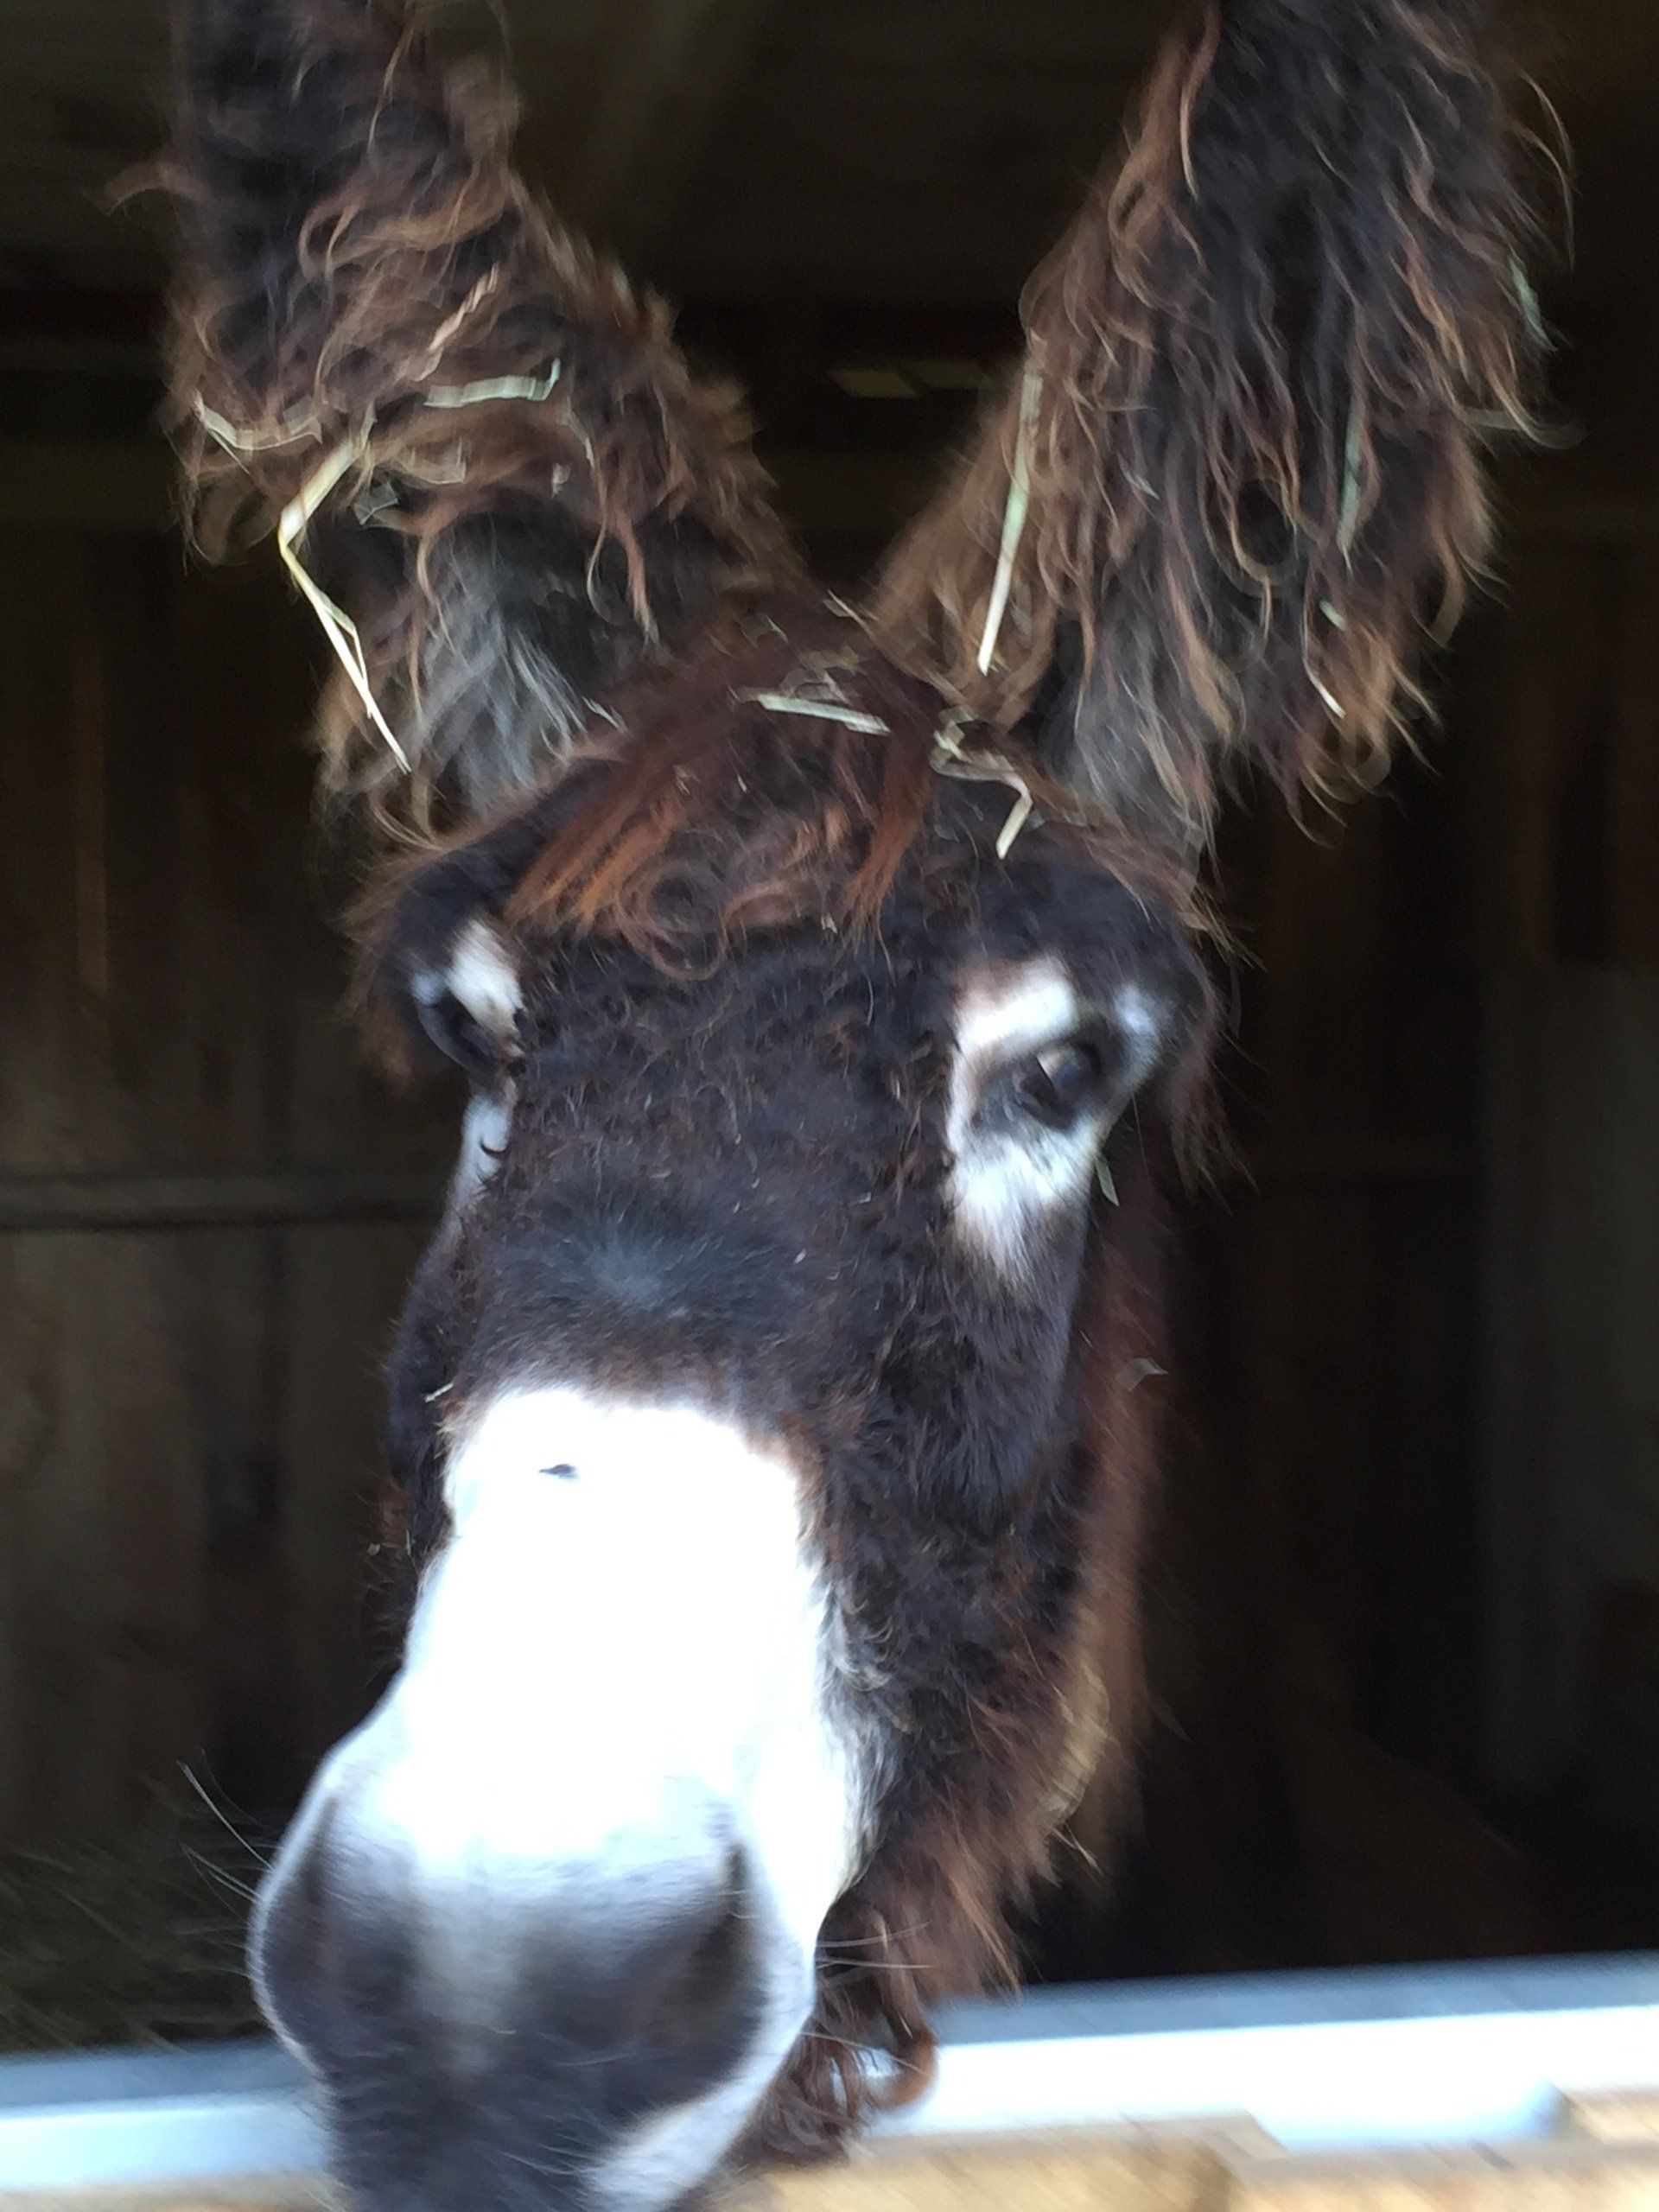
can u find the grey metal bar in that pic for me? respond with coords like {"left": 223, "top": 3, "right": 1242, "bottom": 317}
{"left": 4, "top": 1958, "right": 1659, "bottom": 2191}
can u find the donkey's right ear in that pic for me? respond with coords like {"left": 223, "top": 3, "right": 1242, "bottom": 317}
{"left": 163, "top": 0, "right": 796, "bottom": 830}
{"left": 865, "top": 0, "right": 1546, "bottom": 872}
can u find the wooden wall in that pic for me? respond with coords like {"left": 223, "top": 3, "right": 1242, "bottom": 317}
{"left": 1, "top": 325, "right": 1656, "bottom": 1985}
{"left": 1108, "top": 477, "right": 1659, "bottom": 1976}
{"left": 1470, "top": 501, "right": 1659, "bottom": 1911}
{"left": 0, "top": 448, "right": 448, "bottom": 1844}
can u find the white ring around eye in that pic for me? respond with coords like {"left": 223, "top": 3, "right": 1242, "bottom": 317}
{"left": 946, "top": 959, "right": 1165, "bottom": 1274}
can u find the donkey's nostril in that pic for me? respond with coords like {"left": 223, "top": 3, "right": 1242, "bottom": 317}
{"left": 531, "top": 1840, "right": 761, "bottom": 2082}
{"left": 251, "top": 1830, "right": 773, "bottom": 2212}
{"left": 607, "top": 1843, "right": 756, "bottom": 2056}
{"left": 252, "top": 1805, "right": 765, "bottom": 2107}
{"left": 250, "top": 1805, "right": 416, "bottom": 2061}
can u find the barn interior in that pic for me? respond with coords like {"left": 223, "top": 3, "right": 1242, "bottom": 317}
{"left": 1, "top": 0, "right": 1656, "bottom": 2048}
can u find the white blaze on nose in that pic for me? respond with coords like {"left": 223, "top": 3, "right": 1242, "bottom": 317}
{"left": 262, "top": 1388, "right": 864, "bottom": 2190}
{"left": 365, "top": 1392, "right": 861, "bottom": 1936}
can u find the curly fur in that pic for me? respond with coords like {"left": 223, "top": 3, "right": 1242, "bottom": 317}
{"left": 867, "top": 0, "right": 1545, "bottom": 858}
{"left": 158, "top": 0, "right": 1547, "bottom": 2191}
{"left": 359, "top": 775, "right": 1207, "bottom": 2168}
{"left": 161, "top": 0, "right": 797, "bottom": 826}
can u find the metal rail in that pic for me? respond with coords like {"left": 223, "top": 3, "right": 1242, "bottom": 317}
{"left": 3, "top": 1958, "right": 1658, "bottom": 2193}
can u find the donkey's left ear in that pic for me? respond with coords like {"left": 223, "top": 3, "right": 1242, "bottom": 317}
{"left": 867, "top": 0, "right": 1548, "bottom": 868}
{"left": 164, "top": 0, "right": 795, "bottom": 829}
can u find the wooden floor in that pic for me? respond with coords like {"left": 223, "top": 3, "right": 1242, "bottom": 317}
{"left": 763, "top": 2101, "right": 1659, "bottom": 2212}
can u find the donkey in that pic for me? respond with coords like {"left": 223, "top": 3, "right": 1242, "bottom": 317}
{"left": 163, "top": 0, "right": 1541, "bottom": 2202}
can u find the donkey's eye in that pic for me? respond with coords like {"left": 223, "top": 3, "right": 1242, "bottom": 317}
{"left": 416, "top": 989, "right": 497, "bottom": 1084}
{"left": 1010, "top": 1037, "right": 1110, "bottom": 1130}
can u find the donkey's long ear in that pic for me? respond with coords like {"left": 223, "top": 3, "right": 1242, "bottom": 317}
{"left": 867, "top": 0, "right": 1546, "bottom": 861}
{"left": 164, "top": 0, "right": 795, "bottom": 825}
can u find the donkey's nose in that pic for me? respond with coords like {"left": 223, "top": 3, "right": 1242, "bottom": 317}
{"left": 251, "top": 1799, "right": 765, "bottom": 2106}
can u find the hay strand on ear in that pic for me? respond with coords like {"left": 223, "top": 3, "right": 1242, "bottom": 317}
{"left": 200, "top": 368, "right": 577, "bottom": 779}
{"left": 276, "top": 421, "right": 410, "bottom": 769}
{"left": 976, "top": 368, "right": 1042, "bottom": 678}
{"left": 422, "top": 363, "right": 563, "bottom": 410}
{"left": 165, "top": 0, "right": 795, "bottom": 825}
{"left": 868, "top": 0, "right": 1549, "bottom": 862}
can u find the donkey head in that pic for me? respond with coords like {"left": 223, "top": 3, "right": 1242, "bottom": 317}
{"left": 165, "top": 0, "right": 1539, "bottom": 2203}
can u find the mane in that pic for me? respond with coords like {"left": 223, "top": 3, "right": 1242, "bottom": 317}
{"left": 504, "top": 608, "right": 941, "bottom": 958}
{"left": 485, "top": 609, "right": 1209, "bottom": 970}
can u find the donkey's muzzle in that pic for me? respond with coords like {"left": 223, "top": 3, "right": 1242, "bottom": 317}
{"left": 245, "top": 1389, "right": 861, "bottom": 2208}
{"left": 251, "top": 1800, "right": 766, "bottom": 2208}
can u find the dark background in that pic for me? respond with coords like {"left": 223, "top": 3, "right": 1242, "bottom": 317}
{"left": 1, "top": 0, "right": 1656, "bottom": 2029}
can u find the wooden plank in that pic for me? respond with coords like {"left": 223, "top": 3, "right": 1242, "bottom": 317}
{"left": 15, "top": 2140, "right": 1659, "bottom": 2212}
{"left": 0, "top": 525, "right": 88, "bottom": 1173}
{"left": 0, "top": 445, "right": 172, "bottom": 532}
{"left": 1469, "top": 543, "right": 1605, "bottom": 965}
{"left": 277, "top": 1221, "right": 432, "bottom": 1766}
{"left": 0, "top": 504, "right": 446, "bottom": 1838}
{"left": 0, "top": 1170, "right": 441, "bottom": 1231}
{"left": 0, "top": 1230, "right": 209, "bottom": 1840}
{"left": 1227, "top": 2141, "right": 1659, "bottom": 2210}
{"left": 1608, "top": 541, "right": 1659, "bottom": 962}
{"left": 765, "top": 2121, "right": 1270, "bottom": 2212}
{"left": 1563, "top": 2094, "right": 1659, "bottom": 2144}
{"left": 1479, "top": 970, "right": 1659, "bottom": 1803}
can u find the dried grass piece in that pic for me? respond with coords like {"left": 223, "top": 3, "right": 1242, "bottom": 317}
{"left": 0, "top": 1789, "right": 267, "bottom": 2054}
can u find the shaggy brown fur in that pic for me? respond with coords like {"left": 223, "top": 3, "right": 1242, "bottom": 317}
{"left": 160, "top": 0, "right": 1544, "bottom": 878}
{"left": 749, "top": 1150, "right": 1177, "bottom": 2158}
{"left": 501, "top": 611, "right": 1204, "bottom": 957}
{"left": 868, "top": 0, "right": 1544, "bottom": 858}
{"left": 353, "top": 772, "right": 1208, "bottom": 2167}
{"left": 158, "top": 0, "right": 1547, "bottom": 2194}
{"left": 162, "top": 0, "right": 796, "bottom": 828}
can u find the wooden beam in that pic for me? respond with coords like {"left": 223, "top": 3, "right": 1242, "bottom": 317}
{"left": 0, "top": 1169, "right": 442, "bottom": 1232}
{"left": 768, "top": 2124, "right": 1263, "bottom": 2212}
{"left": 1228, "top": 2141, "right": 1659, "bottom": 2210}
{"left": 1564, "top": 2094, "right": 1659, "bottom": 2144}
{"left": 560, "top": 0, "right": 776, "bottom": 253}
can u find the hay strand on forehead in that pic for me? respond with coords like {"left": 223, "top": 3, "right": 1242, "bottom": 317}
{"left": 503, "top": 615, "right": 942, "bottom": 949}
{"left": 741, "top": 693, "right": 892, "bottom": 735}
